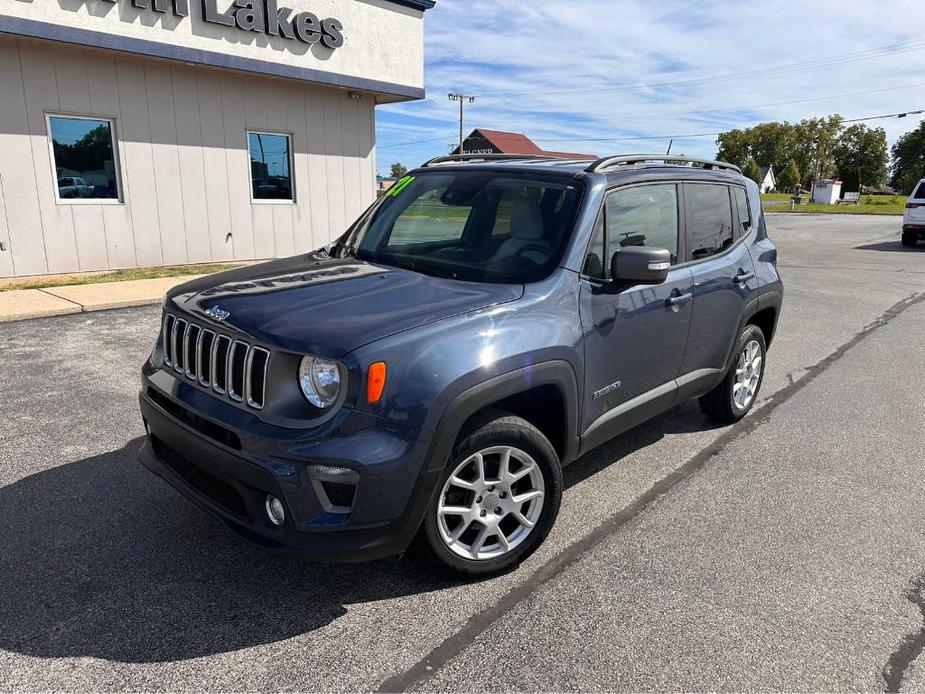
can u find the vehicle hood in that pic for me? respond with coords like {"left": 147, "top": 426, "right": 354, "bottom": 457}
{"left": 167, "top": 253, "right": 524, "bottom": 358}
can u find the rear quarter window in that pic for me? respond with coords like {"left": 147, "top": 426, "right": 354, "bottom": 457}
{"left": 914, "top": 182, "right": 925, "bottom": 199}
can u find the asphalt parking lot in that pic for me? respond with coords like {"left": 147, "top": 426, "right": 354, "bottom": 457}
{"left": 1, "top": 213, "right": 924, "bottom": 692}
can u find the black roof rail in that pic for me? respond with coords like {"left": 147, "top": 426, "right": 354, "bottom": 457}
{"left": 422, "top": 153, "right": 567, "bottom": 167}
{"left": 586, "top": 154, "right": 742, "bottom": 175}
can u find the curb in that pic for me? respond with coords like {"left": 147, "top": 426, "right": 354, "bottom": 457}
{"left": 0, "top": 296, "right": 163, "bottom": 324}
{"left": 0, "top": 275, "right": 203, "bottom": 324}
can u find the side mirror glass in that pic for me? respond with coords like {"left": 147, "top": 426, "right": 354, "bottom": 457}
{"left": 611, "top": 246, "right": 671, "bottom": 285}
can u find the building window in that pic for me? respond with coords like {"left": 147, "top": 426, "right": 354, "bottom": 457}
{"left": 248, "top": 131, "right": 293, "bottom": 202}
{"left": 47, "top": 115, "right": 121, "bottom": 202}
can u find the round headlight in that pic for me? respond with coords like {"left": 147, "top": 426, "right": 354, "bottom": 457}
{"left": 298, "top": 356, "right": 342, "bottom": 409}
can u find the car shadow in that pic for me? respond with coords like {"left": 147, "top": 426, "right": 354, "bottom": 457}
{"left": 855, "top": 241, "right": 922, "bottom": 252}
{"left": 0, "top": 402, "right": 721, "bottom": 664}
{"left": 564, "top": 400, "right": 722, "bottom": 488}
{"left": 0, "top": 437, "right": 463, "bottom": 664}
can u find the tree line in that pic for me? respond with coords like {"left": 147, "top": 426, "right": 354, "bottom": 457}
{"left": 716, "top": 117, "right": 925, "bottom": 194}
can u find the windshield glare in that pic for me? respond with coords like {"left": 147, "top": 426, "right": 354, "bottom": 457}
{"left": 339, "top": 171, "right": 583, "bottom": 284}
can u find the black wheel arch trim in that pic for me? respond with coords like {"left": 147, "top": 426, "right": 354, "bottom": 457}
{"left": 722, "top": 290, "right": 782, "bottom": 372}
{"left": 424, "top": 361, "right": 581, "bottom": 474}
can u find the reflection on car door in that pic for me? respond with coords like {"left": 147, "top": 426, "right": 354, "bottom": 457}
{"left": 578, "top": 183, "right": 694, "bottom": 449}
{"left": 679, "top": 182, "right": 760, "bottom": 392}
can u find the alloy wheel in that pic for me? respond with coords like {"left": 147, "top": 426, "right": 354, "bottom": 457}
{"left": 733, "top": 339, "right": 763, "bottom": 411}
{"left": 436, "top": 446, "right": 545, "bottom": 561}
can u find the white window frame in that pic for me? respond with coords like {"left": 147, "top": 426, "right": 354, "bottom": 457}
{"left": 45, "top": 112, "right": 124, "bottom": 206}
{"left": 247, "top": 130, "right": 295, "bottom": 205}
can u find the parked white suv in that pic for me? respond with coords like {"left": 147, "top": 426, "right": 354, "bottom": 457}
{"left": 903, "top": 179, "right": 925, "bottom": 247}
{"left": 57, "top": 177, "right": 94, "bottom": 199}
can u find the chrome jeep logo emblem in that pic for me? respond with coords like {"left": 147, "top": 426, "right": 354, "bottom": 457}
{"left": 205, "top": 306, "right": 230, "bottom": 322}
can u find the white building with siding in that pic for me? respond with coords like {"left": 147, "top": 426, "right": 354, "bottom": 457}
{"left": 0, "top": 0, "right": 433, "bottom": 278}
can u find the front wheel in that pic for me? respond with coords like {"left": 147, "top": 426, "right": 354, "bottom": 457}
{"left": 699, "top": 325, "right": 767, "bottom": 424}
{"left": 422, "top": 414, "right": 563, "bottom": 576}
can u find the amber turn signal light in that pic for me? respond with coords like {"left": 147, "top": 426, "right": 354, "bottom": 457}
{"left": 367, "top": 362, "right": 387, "bottom": 404}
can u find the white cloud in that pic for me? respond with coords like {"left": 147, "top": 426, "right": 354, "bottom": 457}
{"left": 377, "top": 0, "right": 925, "bottom": 171}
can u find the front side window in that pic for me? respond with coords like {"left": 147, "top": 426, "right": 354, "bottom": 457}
{"left": 248, "top": 132, "right": 293, "bottom": 201}
{"left": 48, "top": 115, "right": 120, "bottom": 201}
{"left": 605, "top": 184, "right": 679, "bottom": 265}
{"left": 583, "top": 184, "right": 680, "bottom": 280}
{"left": 339, "top": 171, "right": 583, "bottom": 284}
{"left": 684, "top": 183, "right": 734, "bottom": 261}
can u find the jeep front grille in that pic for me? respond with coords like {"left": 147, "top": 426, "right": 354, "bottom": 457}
{"left": 162, "top": 314, "right": 269, "bottom": 410}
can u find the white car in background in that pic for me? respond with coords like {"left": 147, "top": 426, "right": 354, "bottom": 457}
{"left": 903, "top": 178, "right": 925, "bottom": 247}
{"left": 57, "top": 176, "right": 95, "bottom": 199}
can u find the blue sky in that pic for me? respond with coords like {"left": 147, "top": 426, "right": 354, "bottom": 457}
{"left": 375, "top": 0, "right": 925, "bottom": 175}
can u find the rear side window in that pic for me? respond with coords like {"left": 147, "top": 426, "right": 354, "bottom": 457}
{"left": 732, "top": 186, "right": 751, "bottom": 237}
{"left": 684, "top": 183, "right": 734, "bottom": 261}
{"left": 914, "top": 182, "right": 925, "bottom": 199}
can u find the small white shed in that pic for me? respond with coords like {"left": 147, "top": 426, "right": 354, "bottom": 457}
{"left": 758, "top": 165, "right": 777, "bottom": 194}
{"left": 811, "top": 179, "right": 843, "bottom": 205}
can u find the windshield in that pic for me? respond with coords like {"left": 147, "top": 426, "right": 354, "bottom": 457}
{"left": 336, "top": 171, "right": 584, "bottom": 284}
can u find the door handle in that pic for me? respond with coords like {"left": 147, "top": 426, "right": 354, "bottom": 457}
{"left": 665, "top": 292, "right": 692, "bottom": 309}
{"left": 734, "top": 270, "right": 756, "bottom": 285}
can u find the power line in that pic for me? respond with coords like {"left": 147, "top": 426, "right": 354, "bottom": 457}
{"left": 594, "top": 82, "right": 925, "bottom": 125}
{"left": 843, "top": 109, "right": 925, "bottom": 123}
{"left": 378, "top": 104, "right": 925, "bottom": 151}
{"left": 379, "top": 136, "right": 451, "bottom": 149}
{"left": 530, "top": 109, "right": 924, "bottom": 144}
{"left": 475, "top": 39, "right": 925, "bottom": 99}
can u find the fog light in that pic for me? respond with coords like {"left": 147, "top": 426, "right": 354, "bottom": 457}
{"left": 265, "top": 495, "right": 286, "bottom": 526}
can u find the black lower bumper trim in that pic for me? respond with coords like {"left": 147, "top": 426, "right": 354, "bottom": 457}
{"left": 152, "top": 435, "right": 248, "bottom": 519}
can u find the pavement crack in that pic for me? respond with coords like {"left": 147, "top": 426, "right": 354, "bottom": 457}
{"left": 883, "top": 574, "right": 925, "bottom": 693}
{"left": 376, "top": 289, "right": 925, "bottom": 694}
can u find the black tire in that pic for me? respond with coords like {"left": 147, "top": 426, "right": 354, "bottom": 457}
{"left": 422, "top": 412, "right": 563, "bottom": 576}
{"left": 699, "top": 325, "right": 767, "bottom": 424}
{"left": 902, "top": 233, "right": 918, "bottom": 248}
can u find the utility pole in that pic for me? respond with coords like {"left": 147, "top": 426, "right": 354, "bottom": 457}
{"left": 448, "top": 93, "right": 476, "bottom": 154}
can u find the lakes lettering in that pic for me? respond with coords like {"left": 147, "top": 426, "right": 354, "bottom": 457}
{"left": 202, "top": 0, "right": 344, "bottom": 48}
{"left": 101, "top": 0, "right": 344, "bottom": 49}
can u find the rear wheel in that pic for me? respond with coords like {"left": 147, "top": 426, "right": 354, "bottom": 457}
{"left": 902, "top": 233, "right": 918, "bottom": 247}
{"left": 422, "top": 414, "right": 562, "bottom": 576}
{"left": 699, "top": 325, "right": 767, "bottom": 424}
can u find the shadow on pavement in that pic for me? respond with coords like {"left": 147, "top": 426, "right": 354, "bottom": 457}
{"left": 0, "top": 402, "right": 720, "bottom": 664}
{"left": 855, "top": 241, "right": 922, "bottom": 253}
{"left": 0, "top": 437, "right": 461, "bottom": 663}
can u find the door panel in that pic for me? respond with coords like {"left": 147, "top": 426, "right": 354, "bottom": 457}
{"left": 578, "top": 182, "right": 694, "bottom": 436}
{"left": 680, "top": 183, "right": 760, "bottom": 377}
{"left": 579, "top": 268, "right": 694, "bottom": 434}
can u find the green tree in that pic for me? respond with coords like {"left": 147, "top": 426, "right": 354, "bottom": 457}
{"left": 749, "top": 121, "right": 799, "bottom": 176}
{"left": 891, "top": 121, "right": 925, "bottom": 194}
{"left": 791, "top": 115, "right": 844, "bottom": 184}
{"left": 833, "top": 124, "right": 888, "bottom": 192}
{"left": 717, "top": 115, "right": 843, "bottom": 183}
{"left": 389, "top": 162, "right": 408, "bottom": 179}
{"left": 52, "top": 124, "right": 114, "bottom": 174}
{"left": 716, "top": 129, "right": 751, "bottom": 169}
{"left": 743, "top": 159, "right": 763, "bottom": 185}
{"left": 777, "top": 159, "right": 801, "bottom": 191}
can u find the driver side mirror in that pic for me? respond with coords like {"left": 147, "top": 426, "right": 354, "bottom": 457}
{"left": 611, "top": 246, "right": 671, "bottom": 285}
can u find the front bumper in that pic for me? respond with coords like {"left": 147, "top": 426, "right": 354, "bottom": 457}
{"left": 138, "top": 378, "right": 442, "bottom": 563}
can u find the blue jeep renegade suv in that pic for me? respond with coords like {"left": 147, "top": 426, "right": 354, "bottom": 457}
{"left": 138, "top": 154, "right": 782, "bottom": 575}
